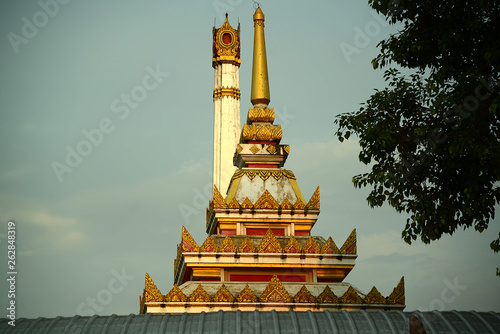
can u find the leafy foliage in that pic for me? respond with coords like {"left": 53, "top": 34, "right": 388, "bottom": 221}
{"left": 335, "top": 0, "right": 500, "bottom": 250}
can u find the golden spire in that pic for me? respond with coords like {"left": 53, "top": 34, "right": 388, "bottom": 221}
{"left": 250, "top": 7, "right": 270, "bottom": 107}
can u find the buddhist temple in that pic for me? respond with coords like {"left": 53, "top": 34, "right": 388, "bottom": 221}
{"left": 139, "top": 7, "right": 405, "bottom": 314}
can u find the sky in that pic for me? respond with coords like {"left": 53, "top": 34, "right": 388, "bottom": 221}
{"left": 1, "top": 0, "right": 499, "bottom": 318}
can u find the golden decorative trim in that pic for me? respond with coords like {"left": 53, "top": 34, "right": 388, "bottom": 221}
{"left": 188, "top": 284, "right": 212, "bottom": 302}
{"left": 247, "top": 107, "right": 275, "bottom": 123}
{"left": 213, "top": 185, "right": 227, "bottom": 209}
{"left": 227, "top": 198, "right": 240, "bottom": 209}
{"left": 213, "top": 15, "right": 240, "bottom": 60}
{"left": 321, "top": 237, "right": 340, "bottom": 254}
{"left": 254, "top": 190, "right": 280, "bottom": 210}
{"left": 213, "top": 87, "right": 241, "bottom": 99}
{"left": 236, "top": 144, "right": 243, "bottom": 154}
{"left": 284, "top": 145, "right": 290, "bottom": 154}
{"left": 293, "top": 285, "right": 317, "bottom": 303}
{"left": 200, "top": 235, "right": 217, "bottom": 252}
{"left": 306, "top": 186, "right": 320, "bottom": 210}
{"left": 280, "top": 198, "right": 293, "bottom": 210}
{"left": 164, "top": 284, "right": 187, "bottom": 302}
{"left": 260, "top": 275, "right": 292, "bottom": 303}
{"left": 340, "top": 286, "right": 363, "bottom": 304}
{"left": 364, "top": 287, "right": 386, "bottom": 304}
{"left": 317, "top": 286, "right": 339, "bottom": 304}
{"left": 230, "top": 169, "right": 296, "bottom": 182}
{"left": 340, "top": 229, "right": 357, "bottom": 254}
{"left": 303, "top": 236, "right": 320, "bottom": 254}
{"left": 237, "top": 284, "right": 259, "bottom": 302}
{"left": 387, "top": 277, "right": 405, "bottom": 305}
{"left": 182, "top": 226, "right": 199, "bottom": 252}
{"left": 257, "top": 229, "right": 283, "bottom": 253}
{"left": 144, "top": 273, "right": 164, "bottom": 303}
{"left": 293, "top": 199, "right": 306, "bottom": 210}
{"left": 240, "top": 197, "right": 254, "bottom": 209}
{"left": 250, "top": 144, "right": 260, "bottom": 154}
{"left": 237, "top": 236, "right": 257, "bottom": 253}
{"left": 266, "top": 145, "right": 277, "bottom": 154}
{"left": 219, "top": 235, "right": 237, "bottom": 253}
{"left": 242, "top": 124, "right": 282, "bottom": 142}
{"left": 284, "top": 236, "right": 301, "bottom": 253}
{"left": 213, "top": 284, "right": 235, "bottom": 302}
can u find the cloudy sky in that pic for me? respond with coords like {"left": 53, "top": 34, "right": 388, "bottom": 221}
{"left": 1, "top": 0, "right": 499, "bottom": 318}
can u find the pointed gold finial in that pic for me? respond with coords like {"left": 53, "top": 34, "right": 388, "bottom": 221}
{"left": 251, "top": 7, "right": 270, "bottom": 107}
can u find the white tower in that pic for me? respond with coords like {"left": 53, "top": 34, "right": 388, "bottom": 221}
{"left": 212, "top": 14, "right": 241, "bottom": 194}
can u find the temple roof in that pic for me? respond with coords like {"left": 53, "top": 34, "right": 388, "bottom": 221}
{"left": 3, "top": 311, "right": 499, "bottom": 333}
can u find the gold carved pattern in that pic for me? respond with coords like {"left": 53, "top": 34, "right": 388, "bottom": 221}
{"left": 317, "top": 286, "right": 339, "bottom": 304}
{"left": 213, "top": 284, "right": 235, "bottom": 302}
{"left": 213, "top": 87, "right": 241, "bottom": 99}
{"left": 303, "top": 237, "right": 320, "bottom": 254}
{"left": 240, "top": 198, "right": 254, "bottom": 209}
{"left": 266, "top": 145, "right": 277, "bottom": 154}
{"left": 164, "top": 284, "right": 187, "bottom": 302}
{"left": 280, "top": 198, "right": 293, "bottom": 210}
{"left": 293, "top": 199, "right": 305, "bottom": 210}
{"left": 340, "top": 229, "right": 357, "bottom": 254}
{"left": 227, "top": 198, "right": 240, "bottom": 209}
{"left": 213, "top": 185, "right": 227, "bottom": 209}
{"left": 293, "top": 286, "right": 317, "bottom": 303}
{"left": 306, "top": 186, "right": 320, "bottom": 210}
{"left": 364, "top": 287, "right": 386, "bottom": 304}
{"left": 257, "top": 229, "right": 283, "bottom": 253}
{"left": 236, "top": 144, "right": 243, "bottom": 154}
{"left": 250, "top": 144, "right": 260, "bottom": 154}
{"left": 214, "top": 16, "right": 240, "bottom": 58}
{"left": 247, "top": 107, "right": 275, "bottom": 123}
{"left": 386, "top": 277, "right": 405, "bottom": 305}
{"left": 182, "top": 226, "right": 199, "bottom": 252}
{"left": 340, "top": 286, "right": 363, "bottom": 304}
{"left": 241, "top": 124, "right": 282, "bottom": 141}
{"left": 284, "top": 236, "right": 301, "bottom": 253}
{"left": 321, "top": 237, "right": 340, "bottom": 254}
{"left": 219, "top": 235, "right": 237, "bottom": 253}
{"left": 237, "top": 236, "right": 256, "bottom": 253}
{"left": 144, "top": 273, "right": 163, "bottom": 302}
{"left": 231, "top": 169, "right": 296, "bottom": 182}
{"left": 254, "top": 190, "right": 280, "bottom": 210}
{"left": 284, "top": 145, "right": 290, "bottom": 154}
{"left": 200, "top": 235, "right": 217, "bottom": 253}
{"left": 237, "top": 284, "right": 258, "bottom": 302}
{"left": 260, "top": 275, "right": 292, "bottom": 303}
{"left": 188, "top": 284, "right": 212, "bottom": 302}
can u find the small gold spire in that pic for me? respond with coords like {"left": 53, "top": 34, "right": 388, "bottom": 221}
{"left": 251, "top": 7, "right": 270, "bottom": 107}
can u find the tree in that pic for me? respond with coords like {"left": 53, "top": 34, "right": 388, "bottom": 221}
{"left": 335, "top": 0, "right": 500, "bottom": 257}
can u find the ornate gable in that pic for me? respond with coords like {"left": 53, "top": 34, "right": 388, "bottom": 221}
{"left": 237, "top": 284, "right": 258, "bottom": 302}
{"left": 303, "top": 236, "right": 320, "bottom": 254}
{"left": 164, "top": 284, "right": 187, "bottom": 302}
{"left": 254, "top": 190, "right": 279, "bottom": 210}
{"left": 340, "top": 229, "right": 357, "bottom": 254}
{"left": 321, "top": 236, "right": 340, "bottom": 254}
{"left": 317, "top": 286, "right": 339, "bottom": 304}
{"left": 306, "top": 186, "right": 320, "bottom": 210}
{"left": 284, "top": 236, "right": 301, "bottom": 253}
{"left": 260, "top": 275, "right": 292, "bottom": 303}
{"left": 213, "top": 284, "right": 235, "bottom": 302}
{"left": 200, "top": 235, "right": 218, "bottom": 253}
{"left": 340, "top": 286, "right": 363, "bottom": 304}
{"left": 257, "top": 229, "right": 283, "bottom": 253}
{"left": 293, "top": 286, "right": 317, "bottom": 303}
{"left": 219, "top": 235, "right": 237, "bottom": 253}
{"left": 181, "top": 226, "right": 199, "bottom": 252}
{"left": 387, "top": 277, "right": 405, "bottom": 305}
{"left": 188, "top": 284, "right": 212, "bottom": 302}
{"left": 144, "top": 273, "right": 163, "bottom": 303}
{"left": 237, "top": 236, "right": 257, "bottom": 253}
{"left": 364, "top": 287, "right": 386, "bottom": 304}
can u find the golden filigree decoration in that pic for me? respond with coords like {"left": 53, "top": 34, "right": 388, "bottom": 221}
{"left": 237, "top": 236, "right": 256, "bottom": 253}
{"left": 317, "top": 286, "right": 339, "bottom": 304}
{"left": 293, "top": 286, "right": 317, "bottom": 303}
{"left": 213, "top": 87, "right": 240, "bottom": 99}
{"left": 182, "top": 226, "right": 199, "bottom": 252}
{"left": 340, "top": 286, "right": 363, "bottom": 304}
{"left": 284, "top": 236, "right": 301, "bottom": 253}
{"left": 280, "top": 198, "right": 293, "bottom": 210}
{"left": 254, "top": 190, "right": 280, "bottom": 210}
{"left": 386, "top": 277, "right": 405, "bottom": 305}
{"left": 284, "top": 145, "right": 290, "bottom": 154}
{"left": 321, "top": 237, "right": 340, "bottom": 254}
{"left": 306, "top": 186, "right": 320, "bottom": 210}
{"left": 250, "top": 144, "right": 260, "bottom": 154}
{"left": 257, "top": 229, "right": 283, "bottom": 253}
{"left": 240, "top": 197, "right": 254, "bottom": 209}
{"left": 241, "top": 124, "right": 282, "bottom": 141}
{"left": 236, "top": 144, "right": 243, "bottom": 154}
{"left": 213, "top": 284, "right": 235, "bottom": 302}
{"left": 340, "top": 229, "right": 357, "bottom": 254}
{"left": 164, "top": 284, "right": 187, "bottom": 302}
{"left": 219, "top": 235, "right": 237, "bottom": 253}
{"left": 227, "top": 198, "right": 240, "bottom": 209}
{"left": 293, "top": 199, "right": 305, "bottom": 210}
{"left": 213, "top": 15, "right": 240, "bottom": 59}
{"left": 231, "top": 169, "right": 296, "bottom": 182}
{"left": 213, "top": 185, "right": 227, "bottom": 209}
{"left": 260, "top": 275, "right": 292, "bottom": 303}
{"left": 144, "top": 273, "right": 163, "bottom": 302}
{"left": 237, "top": 284, "right": 258, "bottom": 302}
{"left": 247, "top": 107, "right": 275, "bottom": 123}
{"left": 266, "top": 145, "right": 277, "bottom": 154}
{"left": 200, "top": 235, "right": 217, "bottom": 252}
{"left": 303, "top": 236, "right": 320, "bottom": 254}
{"left": 188, "top": 284, "right": 212, "bottom": 302}
{"left": 364, "top": 287, "right": 386, "bottom": 304}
